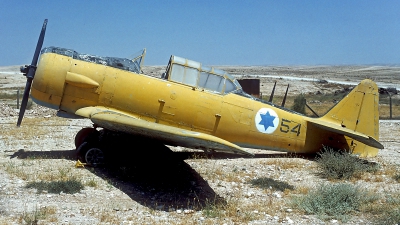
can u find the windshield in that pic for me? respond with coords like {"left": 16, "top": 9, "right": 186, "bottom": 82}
{"left": 166, "top": 55, "right": 242, "bottom": 95}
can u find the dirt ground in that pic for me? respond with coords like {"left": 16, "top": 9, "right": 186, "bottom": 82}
{"left": 0, "top": 65, "right": 399, "bottom": 224}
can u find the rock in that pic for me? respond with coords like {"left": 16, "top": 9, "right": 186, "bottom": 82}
{"left": 272, "top": 192, "right": 282, "bottom": 198}
{"left": 176, "top": 210, "right": 182, "bottom": 214}
{"left": 245, "top": 192, "right": 253, "bottom": 197}
{"left": 286, "top": 217, "right": 294, "bottom": 224}
{"left": 184, "top": 209, "right": 194, "bottom": 214}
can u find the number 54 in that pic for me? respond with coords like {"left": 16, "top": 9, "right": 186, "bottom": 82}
{"left": 280, "top": 119, "right": 301, "bottom": 136}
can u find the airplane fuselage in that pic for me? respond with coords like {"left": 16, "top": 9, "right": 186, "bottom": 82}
{"left": 31, "top": 50, "right": 380, "bottom": 156}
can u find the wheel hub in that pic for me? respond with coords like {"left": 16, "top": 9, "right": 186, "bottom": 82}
{"left": 85, "top": 148, "right": 105, "bottom": 166}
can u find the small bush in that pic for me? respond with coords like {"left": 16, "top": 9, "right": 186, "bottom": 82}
{"left": 292, "top": 183, "right": 378, "bottom": 221}
{"left": 202, "top": 199, "right": 224, "bottom": 218}
{"left": 394, "top": 173, "right": 400, "bottom": 182}
{"left": 85, "top": 178, "right": 98, "bottom": 188}
{"left": 376, "top": 207, "right": 400, "bottom": 225}
{"left": 316, "top": 146, "right": 379, "bottom": 180}
{"left": 21, "top": 208, "right": 47, "bottom": 225}
{"left": 26, "top": 178, "right": 84, "bottom": 194}
{"left": 250, "top": 177, "right": 294, "bottom": 191}
{"left": 292, "top": 94, "right": 306, "bottom": 114}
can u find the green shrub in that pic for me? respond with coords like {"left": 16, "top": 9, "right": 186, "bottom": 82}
{"left": 394, "top": 173, "right": 400, "bottom": 182}
{"left": 250, "top": 177, "right": 294, "bottom": 191}
{"left": 316, "top": 146, "right": 379, "bottom": 180}
{"left": 292, "top": 183, "right": 378, "bottom": 221}
{"left": 202, "top": 198, "right": 224, "bottom": 218}
{"left": 26, "top": 178, "right": 84, "bottom": 194}
{"left": 292, "top": 94, "right": 306, "bottom": 114}
{"left": 376, "top": 207, "right": 400, "bottom": 225}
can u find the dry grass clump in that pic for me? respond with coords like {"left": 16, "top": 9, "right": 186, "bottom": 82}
{"left": 4, "top": 160, "right": 74, "bottom": 182}
{"left": 19, "top": 206, "right": 57, "bottom": 225}
{"left": 4, "top": 160, "right": 32, "bottom": 180}
{"left": 361, "top": 193, "right": 400, "bottom": 224}
{"left": 249, "top": 177, "right": 294, "bottom": 192}
{"left": 291, "top": 183, "right": 379, "bottom": 222}
{"left": 85, "top": 178, "right": 99, "bottom": 188}
{"left": 98, "top": 208, "right": 122, "bottom": 224}
{"left": 360, "top": 165, "right": 398, "bottom": 183}
{"left": 266, "top": 158, "right": 306, "bottom": 170}
{"left": 202, "top": 195, "right": 275, "bottom": 223}
{"left": 0, "top": 117, "right": 70, "bottom": 148}
{"left": 315, "top": 146, "right": 379, "bottom": 180}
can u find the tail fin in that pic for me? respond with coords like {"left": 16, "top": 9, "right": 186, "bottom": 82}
{"left": 321, "top": 79, "right": 380, "bottom": 157}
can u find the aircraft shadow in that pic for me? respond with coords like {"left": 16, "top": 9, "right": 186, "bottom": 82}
{"left": 92, "top": 158, "right": 224, "bottom": 211}
{"left": 9, "top": 147, "right": 226, "bottom": 211}
{"left": 9, "top": 149, "right": 76, "bottom": 160}
{"left": 8, "top": 147, "right": 315, "bottom": 211}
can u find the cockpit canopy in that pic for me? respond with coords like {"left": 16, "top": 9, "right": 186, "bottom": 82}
{"left": 164, "top": 55, "right": 242, "bottom": 95}
{"left": 41, "top": 46, "right": 146, "bottom": 74}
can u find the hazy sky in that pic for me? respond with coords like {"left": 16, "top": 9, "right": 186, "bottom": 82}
{"left": 1, "top": 0, "right": 399, "bottom": 66}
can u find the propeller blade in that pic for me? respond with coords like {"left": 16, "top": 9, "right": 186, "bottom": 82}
{"left": 17, "top": 19, "right": 48, "bottom": 127}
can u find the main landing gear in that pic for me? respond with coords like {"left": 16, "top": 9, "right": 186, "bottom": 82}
{"left": 75, "top": 127, "right": 105, "bottom": 167}
{"left": 75, "top": 126, "right": 175, "bottom": 167}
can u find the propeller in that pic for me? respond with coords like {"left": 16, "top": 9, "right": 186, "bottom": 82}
{"left": 17, "top": 19, "right": 48, "bottom": 127}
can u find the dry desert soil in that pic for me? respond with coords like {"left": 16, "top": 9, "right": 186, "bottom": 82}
{"left": 0, "top": 65, "right": 399, "bottom": 224}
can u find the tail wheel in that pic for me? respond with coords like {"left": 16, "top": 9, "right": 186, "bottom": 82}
{"left": 85, "top": 147, "right": 105, "bottom": 166}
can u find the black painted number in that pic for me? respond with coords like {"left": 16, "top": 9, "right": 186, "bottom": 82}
{"left": 280, "top": 119, "right": 301, "bottom": 136}
{"left": 280, "top": 119, "right": 290, "bottom": 133}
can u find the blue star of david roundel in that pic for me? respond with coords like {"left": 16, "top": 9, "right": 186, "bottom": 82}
{"left": 255, "top": 108, "right": 279, "bottom": 134}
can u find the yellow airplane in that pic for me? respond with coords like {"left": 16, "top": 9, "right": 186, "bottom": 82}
{"left": 18, "top": 20, "right": 383, "bottom": 165}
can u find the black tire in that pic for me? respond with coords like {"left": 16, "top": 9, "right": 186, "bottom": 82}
{"left": 85, "top": 147, "right": 105, "bottom": 166}
{"left": 76, "top": 142, "right": 105, "bottom": 167}
{"left": 74, "top": 127, "right": 97, "bottom": 149}
{"left": 76, "top": 141, "right": 89, "bottom": 162}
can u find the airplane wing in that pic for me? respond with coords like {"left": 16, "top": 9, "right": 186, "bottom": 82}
{"left": 75, "top": 107, "right": 254, "bottom": 156}
{"left": 305, "top": 118, "right": 383, "bottom": 149}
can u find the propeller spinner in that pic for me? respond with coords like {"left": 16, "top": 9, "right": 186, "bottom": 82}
{"left": 17, "top": 19, "right": 48, "bottom": 127}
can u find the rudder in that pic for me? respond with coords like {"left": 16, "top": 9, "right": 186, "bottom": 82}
{"left": 321, "top": 79, "right": 380, "bottom": 157}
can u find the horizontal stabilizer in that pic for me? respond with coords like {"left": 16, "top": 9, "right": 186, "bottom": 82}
{"left": 306, "top": 118, "right": 383, "bottom": 149}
